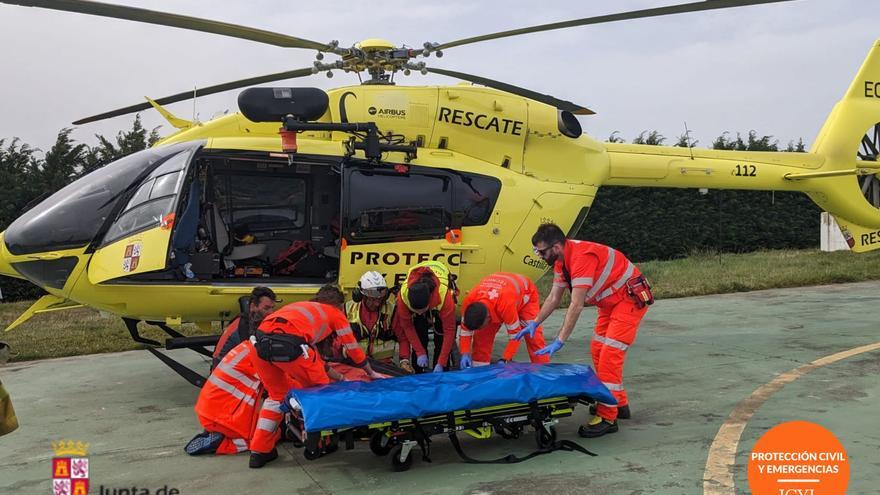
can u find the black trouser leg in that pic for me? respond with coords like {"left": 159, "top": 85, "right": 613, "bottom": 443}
{"left": 432, "top": 317, "right": 445, "bottom": 368}
{"left": 411, "top": 314, "right": 431, "bottom": 373}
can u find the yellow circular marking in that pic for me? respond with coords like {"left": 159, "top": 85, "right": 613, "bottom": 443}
{"left": 703, "top": 341, "right": 880, "bottom": 495}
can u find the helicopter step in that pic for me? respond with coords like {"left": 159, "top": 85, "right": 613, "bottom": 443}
{"left": 122, "top": 317, "right": 214, "bottom": 388}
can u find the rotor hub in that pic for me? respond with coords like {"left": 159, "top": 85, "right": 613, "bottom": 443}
{"left": 310, "top": 38, "right": 437, "bottom": 84}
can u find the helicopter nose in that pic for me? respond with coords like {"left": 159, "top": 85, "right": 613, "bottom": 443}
{"left": 0, "top": 231, "right": 23, "bottom": 279}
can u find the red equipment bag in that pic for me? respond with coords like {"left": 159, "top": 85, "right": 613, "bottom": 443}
{"left": 625, "top": 275, "right": 654, "bottom": 309}
{"left": 272, "top": 241, "right": 316, "bottom": 275}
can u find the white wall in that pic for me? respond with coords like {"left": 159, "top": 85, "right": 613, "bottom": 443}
{"left": 820, "top": 212, "right": 850, "bottom": 252}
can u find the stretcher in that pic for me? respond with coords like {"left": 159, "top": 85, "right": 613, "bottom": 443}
{"left": 283, "top": 363, "right": 615, "bottom": 471}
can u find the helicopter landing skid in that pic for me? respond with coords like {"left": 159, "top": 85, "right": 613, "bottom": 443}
{"left": 122, "top": 318, "right": 215, "bottom": 388}
{"left": 144, "top": 347, "right": 206, "bottom": 388}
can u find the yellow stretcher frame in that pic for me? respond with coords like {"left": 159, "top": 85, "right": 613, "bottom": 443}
{"left": 286, "top": 395, "right": 591, "bottom": 472}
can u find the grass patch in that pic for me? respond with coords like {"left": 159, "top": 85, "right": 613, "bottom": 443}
{"left": 3, "top": 248, "right": 880, "bottom": 363}
{"left": 535, "top": 248, "right": 880, "bottom": 303}
{"left": 0, "top": 306, "right": 216, "bottom": 363}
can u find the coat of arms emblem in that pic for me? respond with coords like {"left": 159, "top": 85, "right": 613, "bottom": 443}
{"left": 52, "top": 440, "right": 89, "bottom": 495}
{"left": 122, "top": 242, "right": 142, "bottom": 272}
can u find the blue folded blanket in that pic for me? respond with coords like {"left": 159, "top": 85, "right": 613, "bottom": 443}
{"left": 286, "top": 363, "right": 615, "bottom": 432}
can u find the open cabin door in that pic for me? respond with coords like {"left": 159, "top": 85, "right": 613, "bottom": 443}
{"left": 88, "top": 147, "right": 199, "bottom": 284}
{"left": 339, "top": 163, "right": 466, "bottom": 292}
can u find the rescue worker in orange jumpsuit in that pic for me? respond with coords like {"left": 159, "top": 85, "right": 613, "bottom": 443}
{"left": 458, "top": 272, "right": 550, "bottom": 367}
{"left": 212, "top": 286, "right": 278, "bottom": 368}
{"left": 518, "top": 223, "right": 652, "bottom": 438}
{"left": 185, "top": 338, "right": 294, "bottom": 457}
{"left": 248, "top": 285, "right": 386, "bottom": 468}
{"left": 395, "top": 260, "right": 457, "bottom": 373}
{"left": 186, "top": 287, "right": 280, "bottom": 457}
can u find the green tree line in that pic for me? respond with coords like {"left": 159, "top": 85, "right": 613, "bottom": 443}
{"left": 1, "top": 117, "right": 159, "bottom": 300}
{"left": 579, "top": 130, "right": 816, "bottom": 262}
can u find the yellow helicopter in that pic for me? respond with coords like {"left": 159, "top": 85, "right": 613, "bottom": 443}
{"left": 1, "top": 0, "right": 879, "bottom": 383}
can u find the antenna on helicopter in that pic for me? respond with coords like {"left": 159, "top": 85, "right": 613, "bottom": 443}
{"left": 683, "top": 121, "right": 695, "bottom": 161}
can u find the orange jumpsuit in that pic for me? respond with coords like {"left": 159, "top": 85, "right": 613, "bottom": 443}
{"left": 249, "top": 301, "right": 366, "bottom": 453}
{"left": 554, "top": 240, "right": 647, "bottom": 422}
{"left": 459, "top": 272, "right": 549, "bottom": 365}
{"left": 195, "top": 341, "right": 298, "bottom": 454}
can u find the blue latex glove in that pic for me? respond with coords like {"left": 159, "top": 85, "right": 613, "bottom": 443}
{"left": 433, "top": 363, "right": 444, "bottom": 373}
{"left": 416, "top": 354, "right": 429, "bottom": 368}
{"left": 535, "top": 338, "right": 565, "bottom": 357}
{"left": 460, "top": 353, "right": 473, "bottom": 369}
{"left": 513, "top": 321, "right": 539, "bottom": 341}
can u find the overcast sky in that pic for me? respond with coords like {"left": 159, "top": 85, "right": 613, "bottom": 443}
{"left": 0, "top": 0, "right": 876, "bottom": 153}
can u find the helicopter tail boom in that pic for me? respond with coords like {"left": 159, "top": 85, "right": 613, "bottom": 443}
{"left": 602, "top": 39, "right": 880, "bottom": 253}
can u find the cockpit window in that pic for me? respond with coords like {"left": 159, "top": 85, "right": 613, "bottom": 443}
{"left": 3, "top": 142, "right": 201, "bottom": 255}
{"left": 103, "top": 196, "right": 176, "bottom": 244}
{"left": 100, "top": 150, "right": 193, "bottom": 246}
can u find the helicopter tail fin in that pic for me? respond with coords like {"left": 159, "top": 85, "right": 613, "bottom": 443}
{"left": 798, "top": 39, "right": 880, "bottom": 251}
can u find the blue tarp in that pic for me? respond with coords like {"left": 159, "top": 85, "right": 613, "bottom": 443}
{"left": 287, "top": 363, "right": 615, "bottom": 432}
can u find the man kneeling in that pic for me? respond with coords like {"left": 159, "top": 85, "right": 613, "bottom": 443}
{"left": 186, "top": 338, "right": 300, "bottom": 457}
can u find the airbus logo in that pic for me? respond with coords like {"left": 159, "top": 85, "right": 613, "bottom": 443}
{"left": 368, "top": 106, "right": 407, "bottom": 118}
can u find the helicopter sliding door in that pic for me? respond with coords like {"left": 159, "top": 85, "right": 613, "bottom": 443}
{"left": 340, "top": 164, "right": 464, "bottom": 291}
{"left": 87, "top": 147, "right": 198, "bottom": 284}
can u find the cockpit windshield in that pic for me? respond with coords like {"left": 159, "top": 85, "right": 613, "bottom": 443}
{"left": 4, "top": 142, "right": 202, "bottom": 255}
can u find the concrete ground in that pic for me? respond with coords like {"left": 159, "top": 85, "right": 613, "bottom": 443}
{"left": 1, "top": 281, "right": 878, "bottom": 495}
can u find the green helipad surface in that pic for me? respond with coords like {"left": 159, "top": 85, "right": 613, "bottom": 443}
{"left": 1, "top": 281, "right": 878, "bottom": 494}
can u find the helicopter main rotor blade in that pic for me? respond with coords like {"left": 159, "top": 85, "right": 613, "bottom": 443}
{"left": 425, "top": 67, "right": 594, "bottom": 115}
{"left": 1, "top": 0, "right": 329, "bottom": 50}
{"left": 437, "top": 0, "right": 794, "bottom": 51}
{"left": 73, "top": 67, "right": 315, "bottom": 125}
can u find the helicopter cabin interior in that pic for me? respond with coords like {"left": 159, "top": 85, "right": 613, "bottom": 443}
{"left": 111, "top": 148, "right": 343, "bottom": 284}
{"left": 3, "top": 138, "right": 502, "bottom": 289}
{"left": 83, "top": 143, "right": 501, "bottom": 286}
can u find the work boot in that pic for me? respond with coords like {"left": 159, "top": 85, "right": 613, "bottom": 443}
{"left": 184, "top": 431, "right": 224, "bottom": 456}
{"left": 249, "top": 448, "right": 279, "bottom": 469}
{"left": 578, "top": 416, "right": 618, "bottom": 438}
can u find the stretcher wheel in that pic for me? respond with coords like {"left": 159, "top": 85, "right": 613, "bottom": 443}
{"left": 303, "top": 448, "right": 322, "bottom": 461}
{"left": 370, "top": 432, "right": 393, "bottom": 456}
{"left": 535, "top": 425, "right": 557, "bottom": 449}
{"left": 389, "top": 444, "right": 413, "bottom": 472}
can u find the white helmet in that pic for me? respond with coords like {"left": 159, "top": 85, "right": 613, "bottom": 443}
{"left": 358, "top": 271, "right": 388, "bottom": 298}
